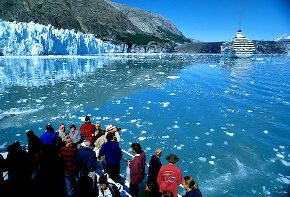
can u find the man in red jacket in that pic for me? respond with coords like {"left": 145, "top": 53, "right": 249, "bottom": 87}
{"left": 157, "top": 154, "right": 182, "bottom": 197}
{"left": 79, "top": 115, "right": 95, "bottom": 144}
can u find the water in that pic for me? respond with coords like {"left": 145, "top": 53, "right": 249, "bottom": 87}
{"left": 0, "top": 54, "right": 289, "bottom": 196}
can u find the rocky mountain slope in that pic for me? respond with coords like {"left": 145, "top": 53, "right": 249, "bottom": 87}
{"left": 0, "top": 0, "right": 189, "bottom": 45}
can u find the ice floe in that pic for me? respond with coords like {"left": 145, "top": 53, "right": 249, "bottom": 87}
{"left": 225, "top": 132, "right": 235, "bottom": 137}
{"left": 167, "top": 76, "right": 180, "bottom": 79}
{"left": 198, "top": 157, "right": 207, "bottom": 162}
{"left": 138, "top": 137, "right": 146, "bottom": 141}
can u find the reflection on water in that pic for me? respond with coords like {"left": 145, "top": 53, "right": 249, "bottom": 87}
{"left": 219, "top": 57, "right": 253, "bottom": 77}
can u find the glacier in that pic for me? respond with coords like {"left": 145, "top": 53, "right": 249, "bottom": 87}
{"left": 0, "top": 20, "right": 128, "bottom": 56}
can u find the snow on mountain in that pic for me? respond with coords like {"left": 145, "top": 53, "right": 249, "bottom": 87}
{"left": 275, "top": 34, "right": 290, "bottom": 42}
{"left": 0, "top": 20, "right": 127, "bottom": 56}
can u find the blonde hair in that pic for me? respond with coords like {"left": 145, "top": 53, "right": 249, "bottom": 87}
{"left": 184, "top": 176, "right": 198, "bottom": 190}
{"left": 155, "top": 147, "right": 162, "bottom": 156}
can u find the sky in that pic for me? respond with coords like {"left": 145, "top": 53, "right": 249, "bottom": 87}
{"left": 112, "top": 0, "right": 290, "bottom": 42}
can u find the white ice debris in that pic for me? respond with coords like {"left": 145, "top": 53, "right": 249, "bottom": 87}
{"left": 162, "top": 102, "right": 170, "bottom": 107}
{"left": 209, "top": 161, "right": 215, "bottom": 165}
{"left": 161, "top": 135, "right": 169, "bottom": 139}
{"left": 198, "top": 157, "right": 207, "bottom": 162}
{"left": 167, "top": 76, "right": 180, "bottom": 79}
{"left": 172, "top": 125, "right": 180, "bottom": 129}
{"left": 138, "top": 137, "right": 146, "bottom": 141}
{"left": 276, "top": 177, "right": 290, "bottom": 185}
{"left": 225, "top": 132, "right": 235, "bottom": 137}
{"left": 276, "top": 153, "right": 284, "bottom": 159}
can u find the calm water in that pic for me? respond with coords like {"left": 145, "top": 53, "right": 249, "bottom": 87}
{"left": 0, "top": 54, "right": 289, "bottom": 196}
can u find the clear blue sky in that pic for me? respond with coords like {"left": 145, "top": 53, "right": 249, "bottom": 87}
{"left": 112, "top": 0, "right": 290, "bottom": 42}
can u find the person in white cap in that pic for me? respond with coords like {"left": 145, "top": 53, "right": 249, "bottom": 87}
{"left": 105, "top": 124, "right": 121, "bottom": 143}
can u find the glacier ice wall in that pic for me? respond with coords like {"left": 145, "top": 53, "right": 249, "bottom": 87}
{"left": 0, "top": 20, "right": 128, "bottom": 56}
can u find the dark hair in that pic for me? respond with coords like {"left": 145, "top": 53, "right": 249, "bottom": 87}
{"left": 85, "top": 116, "right": 90, "bottom": 122}
{"left": 131, "top": 143, "right": 142, "bottom": 154}
{"left": 46, "top": 124, "right": 54, "bottom": 131}
{"left": 70, "top": 124, "right": 76, "bottom": 129}
{"left": 162, "top": 190, "right": 174, "bottom": 197}
{"left": 98, "top": 175, "right": 108, "bottom": 185}
{"left": 106, "top": 132, "right": 115, "bottom": 141}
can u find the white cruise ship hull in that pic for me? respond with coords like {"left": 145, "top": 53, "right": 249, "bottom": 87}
{"left": 221, "top": 50, "right": 254, "bottom": 58}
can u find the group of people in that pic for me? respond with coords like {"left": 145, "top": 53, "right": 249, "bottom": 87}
{"left": 0, "top": 115, "right": 202, "bottom": 197}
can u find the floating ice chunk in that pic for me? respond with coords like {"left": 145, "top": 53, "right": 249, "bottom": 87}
{"left": 136, "top": 124, "right": 142, "bottom": 128}
{"left": 172, "top": 125, "right": 180, "bottom": 129}
{"left": 280, "top": 160, "right": 290, "bottom": 167}
{"left": 129, "top": 107, "right": 134, "bottom": 110}
{"left": 176, "top": 146, "right": 182, "bottom": 150}
{"left": 273, "top": 148, "right": 278, "bottom": 152}
{"left": 263, "top": 130, "right": 269, "bottom": 134}
{"left": 141, "top": 130, "right": 146, "bottom": 134}
{"left": 196, "top": 122, "right": 201, "bottom": 125}
{"left": 224, "top": 90, "right": 229, "bottom": 93}
{"left": 211, "top": 156, "right": 216, "bottom": 159}
{"left": 162, "top": 135, "right": 169, "bottom": 139}
{"left": 147, "top": 101, "right": 152, "bottom": 104}
{"left": 276, "top": 153, "right": 284, "bottom": 159}
{"left": 162, "top": 102, "right": 170, "bottom": 107}
{"left": 262, "top": 186, "right": 270, "bottom": 195}
{"left": 169, "top": 93, "right": 176, "bottom": 96}
{"left": 198, "top": 157, "right": 207, "bottom": 162}
{"left": 15, "top": 134, "right": 21, "bottom": 136}
{"left": 247, "top": 109, "right": 253, "bottom": 113}
{"left": 64, "top": 102, "right": 70, "bottom": 105}
{"left": 146, "top": 147, "right": 151, "bottom": 151}
{"left": 209, "top": 161, "right": 215, "bottom": 165}
{"left": 244, "top": 93, "right": 250, "bottom": 96}
{"left": 224, "top": 141, "right": 228, "bottom": 145}
{"left": 209, "top": 64, "right": 217, "bottom": 67}
{"left": 195, "top": 136, "right": 199, "bottom": 139}
{"left": 225, "top": 132, "right": 235, "bottom": 137}
{"left": 206, "top": 143, "right": 213, "bottom": 146}
{"left": 114, "top": 118, "right": 120, "bottom": 121}
{"left": 205, "top": 132, "right": 210, "bottom": 135}
{"left": 279, "top": 145, "right": 285, "bottom": 149}
{"left": 138, "top": 137, "right": 146, "bottom": 141}
{"left": 276, "top": 177, "right": 290, "bottom": 184}
{"left": 210, "top": 128, "right": 215, "bottom": 132}
{"left": 167, "top": 76, "right": 180, "bottom": 79}
{"left": 130, "top": 119, "right": 137, "bottom": 123}
{"left": 35, "top": 99, "right": 42, "bottom": 103}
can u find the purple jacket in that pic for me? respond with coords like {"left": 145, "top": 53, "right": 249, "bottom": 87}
{"left": 130, "top": 151, "right": 146, "bottom": 185}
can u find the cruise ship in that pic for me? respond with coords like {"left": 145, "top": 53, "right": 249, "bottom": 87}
{"left": 220, "top": 30, "right": 255, "bottom": 58}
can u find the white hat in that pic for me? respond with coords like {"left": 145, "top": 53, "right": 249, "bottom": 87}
{"left": 106, "top": 125, "right": 114, "bottom": 132}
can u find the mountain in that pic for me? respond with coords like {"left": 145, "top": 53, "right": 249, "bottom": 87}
{"left": 0, "top": 0, "right": 189, "bottom": 46}
{"left": 175, "top": 40, "right": 289, "bottom": 54}
{"left": 275, "top": 34, "right": 290, "bottom": 42}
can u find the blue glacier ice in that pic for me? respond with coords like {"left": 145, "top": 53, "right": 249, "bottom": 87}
{"left": 0, "top": 20, "right": 128, "bottom": 56}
